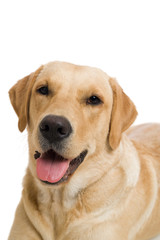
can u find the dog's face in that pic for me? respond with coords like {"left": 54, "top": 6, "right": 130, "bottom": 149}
{"left": 9, "top": 62, "right": 137, "bottom": 188}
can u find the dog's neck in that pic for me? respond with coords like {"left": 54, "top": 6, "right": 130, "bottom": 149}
{"left": 23, "top": 134, "right": 140, "bottom": 238}
{"left": 26, "top": 133, "right": 140, "bottom": 206}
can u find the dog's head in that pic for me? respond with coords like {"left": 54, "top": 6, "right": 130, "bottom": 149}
{"left": 9, "top": 62, "right": 137, "bottom": 188}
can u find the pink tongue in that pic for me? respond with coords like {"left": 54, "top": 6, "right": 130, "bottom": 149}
{"left": 36, "top": 155, "right": 70, "bottom": 183}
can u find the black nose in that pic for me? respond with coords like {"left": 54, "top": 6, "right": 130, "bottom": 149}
{"left": 39, "top": 115, "right": 72, "bottom": 143}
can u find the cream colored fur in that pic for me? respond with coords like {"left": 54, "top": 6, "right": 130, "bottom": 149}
{"left": 8, "top": 62, "right": 160, "bottom": 240}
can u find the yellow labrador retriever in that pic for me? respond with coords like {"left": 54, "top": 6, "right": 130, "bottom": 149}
{"left": 8, "top": 62, "right": 160, "bottom": 240}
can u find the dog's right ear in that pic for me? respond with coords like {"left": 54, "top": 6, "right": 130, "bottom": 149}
{"left": 9, "top": 66, "right": 43, "bottom": 132}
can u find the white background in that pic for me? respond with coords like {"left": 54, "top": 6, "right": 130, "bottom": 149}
{"left": 1, "top": 0, "right": 160, "bottom": 239}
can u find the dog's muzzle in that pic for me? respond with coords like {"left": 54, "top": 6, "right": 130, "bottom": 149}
{"left": 36, "top": 114, "right": 87, "bottom": 185}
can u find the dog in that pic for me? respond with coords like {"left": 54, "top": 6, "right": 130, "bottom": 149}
{"left": 8, "top": 62, "right": 160, "bottom": 240}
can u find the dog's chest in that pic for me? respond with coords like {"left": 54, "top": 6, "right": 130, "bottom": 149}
{"left": 51, "top": 203, "right": 102, "bottom": 240}
{"left": 53, "top": 207, "right": 122, "bottom": 240}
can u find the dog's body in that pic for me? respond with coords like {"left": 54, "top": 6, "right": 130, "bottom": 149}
{"left": 8, "top": 62, "right": 160, "bottom": 240}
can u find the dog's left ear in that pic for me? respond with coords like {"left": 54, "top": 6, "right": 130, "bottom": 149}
{"left": 9, "top": 66, "right": 43, "bottom": 132}
{"left": 108, "top": 78, "right": 138, "bottom": 150}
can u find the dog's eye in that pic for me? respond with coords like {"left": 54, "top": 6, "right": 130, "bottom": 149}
{"left": 86, "top": 96, "right": 102, "bottom": 105}
{"left": 37, "top": 86, "right": 48, "bottom": 95}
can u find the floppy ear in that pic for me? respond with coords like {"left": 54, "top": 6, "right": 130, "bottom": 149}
{"left": 9, "top": 66, "right": 43, "bottom": 132}
{"left": 108, "top": 78, "right": 138, "bottom": 150}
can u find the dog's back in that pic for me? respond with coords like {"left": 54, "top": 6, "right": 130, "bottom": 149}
{"left": 127, "top": 123, "right": 160, "bottom": 240}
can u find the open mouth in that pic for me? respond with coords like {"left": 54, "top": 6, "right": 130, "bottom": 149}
{"left": 35, "top": 149, "right": 87, "bottom": 185}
